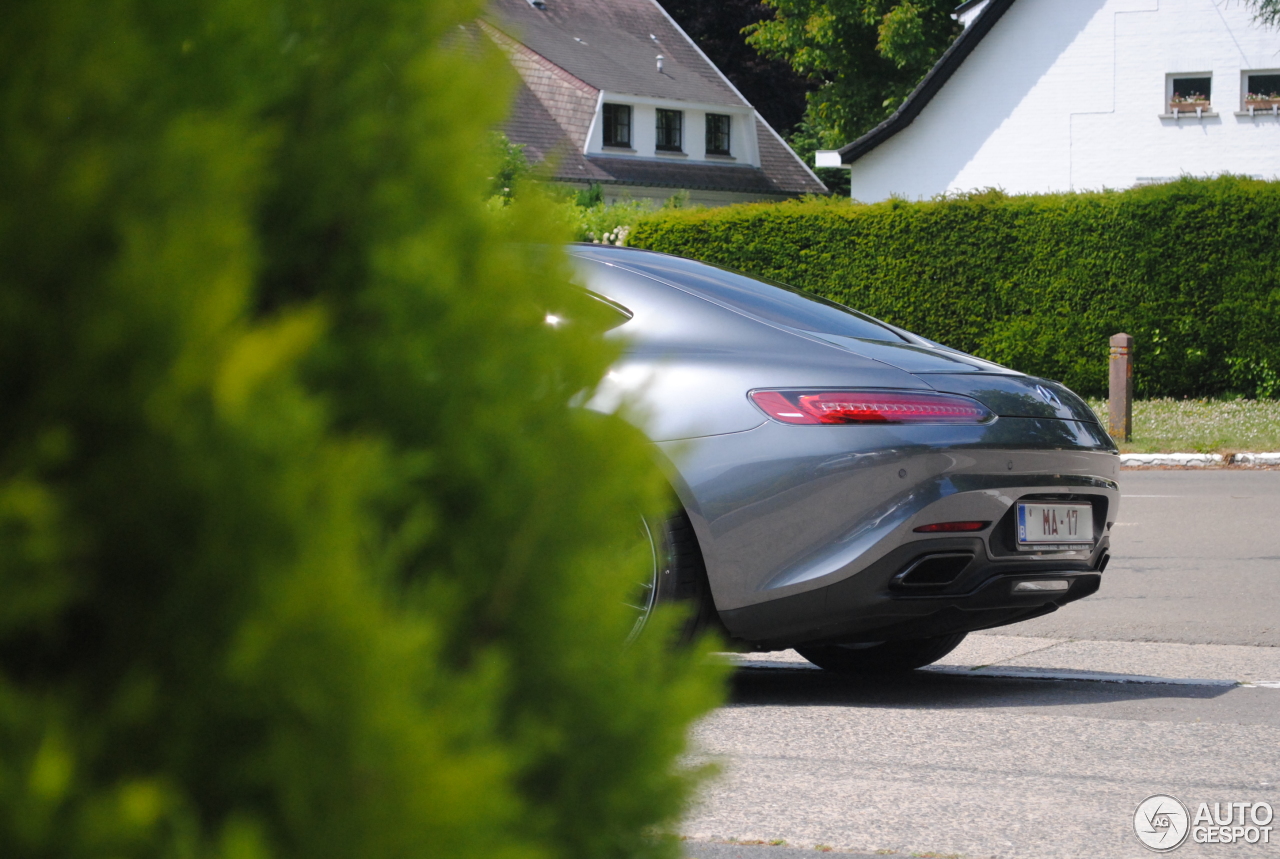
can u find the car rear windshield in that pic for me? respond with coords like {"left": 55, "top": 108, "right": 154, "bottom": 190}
{"left": 618, "top": 254, "right": 905, "bottom": 342}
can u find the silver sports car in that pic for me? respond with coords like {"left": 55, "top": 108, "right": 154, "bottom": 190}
{"left": 570, "top": 244, "right": 1119, "bottom": 673}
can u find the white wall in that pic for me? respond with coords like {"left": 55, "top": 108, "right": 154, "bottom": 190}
{"left": 847, "top": 0, "right": 1280, "bottom": 201}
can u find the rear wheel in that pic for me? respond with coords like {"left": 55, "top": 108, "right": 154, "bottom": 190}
{"left": 626, "top": 508, "right": 718, "bottom": 644}
{"left": 796, "top": 632, "right": 968, "bottom": 675}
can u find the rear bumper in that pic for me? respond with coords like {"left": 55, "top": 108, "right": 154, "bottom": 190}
{"left": 718, "top": 533, "right": 1107, "bottom": 649}
{"left": 656, "top": 416, "right": 1119, "bottom": 648}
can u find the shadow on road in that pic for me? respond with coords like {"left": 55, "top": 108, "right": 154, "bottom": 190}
{"left": 728, "top": 665, "right": 1236, "bottom": 711}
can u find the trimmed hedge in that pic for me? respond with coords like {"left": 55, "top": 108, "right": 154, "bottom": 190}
{"left": 628, "top": 178, "right": 1280, "bottom": 398}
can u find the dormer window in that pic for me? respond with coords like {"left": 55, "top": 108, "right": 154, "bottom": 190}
{"left": 602, "top": 103, "right": 632, "bottom": 148}
{"left": 706, "top": 114, "right": 732, "bottom": 155}
{"left": 656, "top": 109, "right": 683, "bottom": 152}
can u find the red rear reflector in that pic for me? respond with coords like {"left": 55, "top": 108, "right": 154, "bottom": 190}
{"left": 914, "top": 521, "right": 990, "bottom": 533}
{"left": 749, "top": 389, "right": 993, "bottom": 425}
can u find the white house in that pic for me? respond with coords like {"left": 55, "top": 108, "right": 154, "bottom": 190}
{"left": 485, "top": 0, "right": 826, "bottom": 205}
{"left": 817, "top": 0, "right": 1280, "bottom": 200}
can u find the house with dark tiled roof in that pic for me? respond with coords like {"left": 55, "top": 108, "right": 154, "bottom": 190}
{"left": 484, "top": 0, "right": 827, "bottom": 205}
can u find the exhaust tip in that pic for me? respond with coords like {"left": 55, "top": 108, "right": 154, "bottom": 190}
{"left": 893, "top": 553, "right": 974, "bottom": 590}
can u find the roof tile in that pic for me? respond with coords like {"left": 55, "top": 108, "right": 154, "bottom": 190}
{"left": 486, "top": 0, "right": 744, "bottom": 105}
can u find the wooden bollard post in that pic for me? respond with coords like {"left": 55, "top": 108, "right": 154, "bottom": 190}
{"left": 1109, "top": 333, "right": 1134, "bottom": 442}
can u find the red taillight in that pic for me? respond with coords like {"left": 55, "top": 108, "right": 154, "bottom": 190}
{"left": 914, "top": 521, "right": 991, "bottom": 533}
{"left": 749, "top": 389, "right": 993, "bottom": 425}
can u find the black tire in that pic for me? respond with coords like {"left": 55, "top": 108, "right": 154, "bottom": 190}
{"left": 627, "top": 508, "right": 719, "bottom": 644}
{"left": 795, "top": 632, "right": 968, "bottom": 675}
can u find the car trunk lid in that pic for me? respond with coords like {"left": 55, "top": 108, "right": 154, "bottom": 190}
{"left": 921, "top": 373, "right": 1100, "bottom": 423}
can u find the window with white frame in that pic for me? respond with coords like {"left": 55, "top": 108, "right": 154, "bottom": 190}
{"left": 705, "top": 113, "right": 731, "bottom": 155}
{"left": 1168, "top": 74, "right": 1211, "bottom": 113}
{"left": 1245, "top": 72, "right": 1280, "bottom": 110}
{"left": 656, "top": 108, "right": 683, "bottom": 152}
{"left": 602, "top": 103, "right": 632, "bottom": 148}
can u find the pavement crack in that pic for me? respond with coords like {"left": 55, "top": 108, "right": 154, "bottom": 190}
{"left": 982, "top": 639, "right": 1070, "bottom": 667}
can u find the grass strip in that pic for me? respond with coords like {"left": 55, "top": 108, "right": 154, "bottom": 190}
{"left": 1086, "top": 398, "right": 1280, "bottom": 454}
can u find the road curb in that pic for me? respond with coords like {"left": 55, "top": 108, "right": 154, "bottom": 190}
{"left": 1232, "top": 452, "right": 1280, "bottom": 465}
{"left": 1120, "top": 451, "right": 1280, "bottom": 467}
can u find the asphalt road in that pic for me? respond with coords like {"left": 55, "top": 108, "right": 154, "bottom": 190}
{"left": 683, "top": 470, "right": 1280, "bottom": 859}
{"left": 1014, "top": 469, "right": 1280, "bottom": 647}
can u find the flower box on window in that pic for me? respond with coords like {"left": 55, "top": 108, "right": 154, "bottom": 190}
{"left": 1169, "top": 99, "right": 1210, "bottom": 114}
{"left": 1245, "top": 96, "right": 1280, "bottom": 111}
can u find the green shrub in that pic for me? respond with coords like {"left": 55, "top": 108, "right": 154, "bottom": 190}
{"left": 553, "top": 184, "right": 687, "bottom": 246}
{"left": 628, "top": 178, "right": 1280, "bottom": 398}
{"left": 0, "top": 1, "right": 723, "bottom": 858}
{"left": 487, "top": 132, "right": 534, "bottom": 202}
{"left": 570, "top": 196, "right": 657, "bottom": 245}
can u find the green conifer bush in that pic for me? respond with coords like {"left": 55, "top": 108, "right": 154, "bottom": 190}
{"left": 0, "top": 1, "right": 723, "bottom": 857}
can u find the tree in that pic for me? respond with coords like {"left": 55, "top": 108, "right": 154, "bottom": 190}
{"left": 1245, "top": 0, "right": 1280, "bottom": 26}
{"left": 745, "top": 0, "right": 961, "bottom": 179}
{"left": 0, "top": 0, "right": 724, "bottom": 857}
